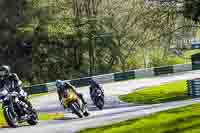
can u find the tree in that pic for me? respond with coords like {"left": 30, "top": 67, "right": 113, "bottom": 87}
{"left": 184, "top": 0, "right": 200, "bottom": 22}
{"left": 0, "top": 0, "right": 32, "bottom": 81}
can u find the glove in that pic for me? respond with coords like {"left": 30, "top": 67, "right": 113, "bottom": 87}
{"left": 60, "top": 99, "right": 64, "bottom": 106}
{"left": 19, "top": 88, "right": 27, "bottom": 98}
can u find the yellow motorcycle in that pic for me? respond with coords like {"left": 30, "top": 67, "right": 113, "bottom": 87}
{"left": 61, "top": 89, "right": 89, "bottom": 118}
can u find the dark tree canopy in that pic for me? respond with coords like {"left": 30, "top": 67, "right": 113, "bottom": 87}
{"left": 184, "top": 0, "right": 200, "bottom": 22}
{"left": 0, "top": 0, "right": 32, "bottom": 81}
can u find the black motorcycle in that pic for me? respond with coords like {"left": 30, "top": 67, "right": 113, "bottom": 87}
{"left": 0, "top": 89, "right": 38, "bottom": 127}
{"left": 90, "top": 86, "right": 104, "bottom": 110}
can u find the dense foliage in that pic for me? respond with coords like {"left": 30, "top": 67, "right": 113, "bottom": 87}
{"left": 184, "top": 0, "right": 200, "bottom": 22}
{"left": 0, "top": 0, "right": 32, "bottom": 81}
{"left": 0, "top": 0, "right": 199, "bottom": 83}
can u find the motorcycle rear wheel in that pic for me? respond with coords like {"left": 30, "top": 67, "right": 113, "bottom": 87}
{"left": 95, "top": 96, "right": 104, "bottom": 110}
{"left": 27, "top": 109, "right": 38, "bottom": 125}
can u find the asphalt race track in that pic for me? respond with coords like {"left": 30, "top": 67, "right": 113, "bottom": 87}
{"left": 0, "top": 70, "right": 200, "bottom": 133}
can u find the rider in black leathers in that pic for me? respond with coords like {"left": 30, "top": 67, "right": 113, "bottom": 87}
{"left": 0, "top": 65, "right": 32, "bottom": 111}
{"left": 89, "top": 79, "right": 104, "bottom": 98}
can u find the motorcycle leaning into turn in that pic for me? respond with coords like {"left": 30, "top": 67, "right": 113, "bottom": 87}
{"left": 60, "top": 88, "right": 90, "bottom": 118}
{"left": 56, "top": 80, "right": 90, "bottom": 118}
{"left": 0, "top": 88, "right": 38, "bottom": 128}
{"left": 89, "top": 81, "right": 104, "bottom": 110}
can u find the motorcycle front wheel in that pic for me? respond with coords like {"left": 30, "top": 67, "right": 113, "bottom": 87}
{"left": 70, "top": 102, "right": 83, "bottom": 118}
{"left": 3, "top": 106, "right": 18, "bottom": 128}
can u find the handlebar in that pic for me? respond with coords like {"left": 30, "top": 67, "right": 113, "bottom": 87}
{"left": 0, "top": 89, "right": 19, "bottom": 98}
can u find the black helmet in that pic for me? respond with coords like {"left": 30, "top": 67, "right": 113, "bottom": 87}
{"left": 0, "top": 65, "right": 10, "bottom": 80}
{"left": 89, "top": 79, "right": 98, "bottom": 85}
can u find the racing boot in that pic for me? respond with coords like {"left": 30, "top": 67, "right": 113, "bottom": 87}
{"left": 83, "top": 108, "right": 90, "bottom": 117}
{"left": 77, "top": 93, "right": 90, "bottom": 116}
{"left": 77, "top": 93, "right": 87, "bottom": 104}
{"left": 60, "top": 99, "right": 67, "bottom": 110}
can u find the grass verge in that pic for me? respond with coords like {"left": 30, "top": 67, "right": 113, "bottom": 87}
{"left": 184, "top": 49, "right": 200, "bottom": 58}
{"left": 38, "top": 112, "right": 64, "bottom": 120}
{"left": 120, "top": 80, "right": 192, "bottom": 104}
{"left": 79, "top": 103, "right": 200, "bottom": 133}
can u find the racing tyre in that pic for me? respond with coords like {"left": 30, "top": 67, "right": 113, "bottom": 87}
{"left": 27, "top": 109, "right": 38, "bottom": 125}
{"left": 70, "top": 102, "right": 83, "bottom": 118}
{"left": 3, "top": 107, "right": 18, "bottom": 128}
{"left": 95, "top": 96, "right": 104, "bottom": 110}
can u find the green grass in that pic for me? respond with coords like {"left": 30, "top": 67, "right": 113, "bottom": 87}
{"left": 173, "top": 49, "right": 200, "bottom": 64}
{"left": 0, "top": 110, "right": 4, "bottom": 126}
{"left": 79, "top": 103, "right": 200, "bottom": 133}
{"left": 38, "top": 112, "right": 64, "bottom": 120}
{"left": 120, "top": 80, "right": 192, "bottom": 104}
{"left": 184, "top": 49, "right": 200, "bottom": 58}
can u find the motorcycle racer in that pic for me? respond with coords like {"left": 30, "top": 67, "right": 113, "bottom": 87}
{"left": 89, "top": 79, "right": 104, "bottom": 98}
{"left": 56, "top": 80, "right": 89, "bottom": 116}
{"left": 0, "top": 65, "right": 33, "bottom": 118}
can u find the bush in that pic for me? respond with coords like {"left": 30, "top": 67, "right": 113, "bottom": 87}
{"left": 149, "top": 50, "right": 166, "bottom": 67}
{"left": 164, "top": 56, "right": 184, "bottom": 65}
{"left": 22, "top": 80, "right": 31, "bottom": 87}
{"left": 148, "top": 50, "right": 185, "bottom": 67}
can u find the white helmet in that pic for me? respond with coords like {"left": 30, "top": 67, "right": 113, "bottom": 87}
{"left": 56, "top": 80, "right": 65, "bottom": 88}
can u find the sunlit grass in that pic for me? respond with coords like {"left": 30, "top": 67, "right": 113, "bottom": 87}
{"left": 120, "top": 80, "right": 191, "bottom": 104}
{"left": 79, "top": 103, "right": 200, "bottom": 133}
